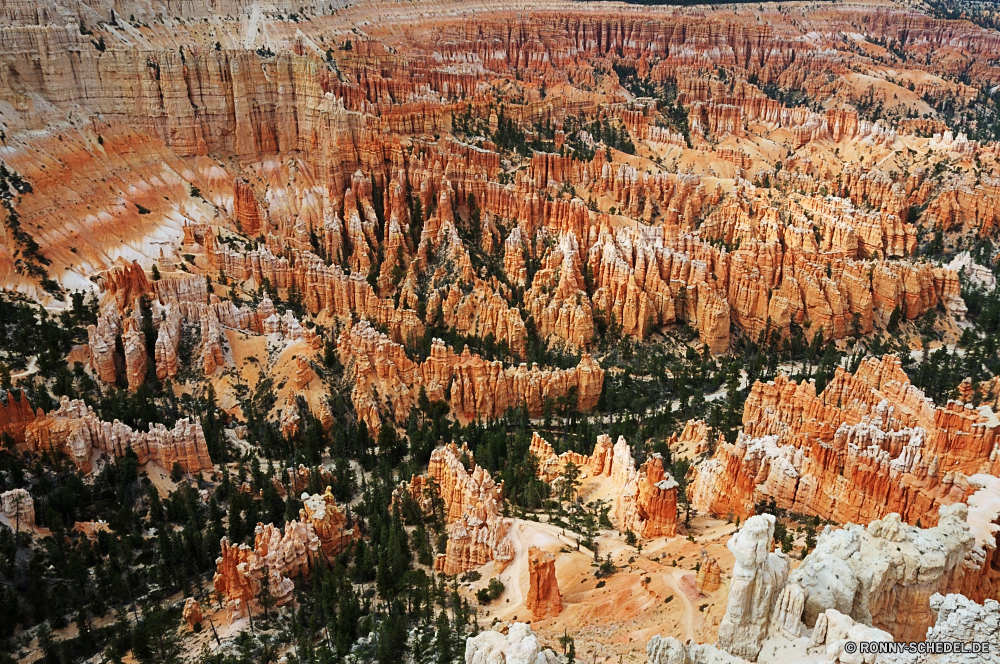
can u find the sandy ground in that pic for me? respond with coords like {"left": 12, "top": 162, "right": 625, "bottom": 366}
{"left": 462, "top": 473, "right": 745, "bottom": 664}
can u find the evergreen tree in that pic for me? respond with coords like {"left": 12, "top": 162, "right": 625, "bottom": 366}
{"left": 434, "top": 610, "right": 453, "bottom": 663}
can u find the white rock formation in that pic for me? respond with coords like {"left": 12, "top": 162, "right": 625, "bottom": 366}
{"left": 790, "top": 506, "right": 975, "bottom": 639}
{"left": 807, "top": 608, "right": 893, "bottom": 663}
{"left": 1, "top": 488, "right": 34, "bottom": 528}
{"left": 465, "top": 623, "right": 561, "bottom": 664}
{"left": 946, "top": 252, "right": 996, "bottom": 291}
{"left": 769, "top": 584, "right": 807, "bottom": 639}
{"left": 906, "top": 594, "right": 1000, "bottom": 664}
{"left": 717, "top": 514, "right": 791, "bottom": 661}
{"left": 648, "top": 635, "right": 750, "bottom": 664}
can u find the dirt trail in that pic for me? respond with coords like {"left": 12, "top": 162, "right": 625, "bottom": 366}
{"left": 664, "top": 569, "right": 695, "bottom": 643}
{"left": 498, "top": 522, "right": 527, "bottom": 610}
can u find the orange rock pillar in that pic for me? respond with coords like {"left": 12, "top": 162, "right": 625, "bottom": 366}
{"left": 526, "top": 547, "right": 563, "bottom": 620}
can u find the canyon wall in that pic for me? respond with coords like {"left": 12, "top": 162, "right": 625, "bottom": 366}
{"left": 22, "top": 396, "right": 213, "bottom": 474}
{"left": 689, "top": 355, "right": 1000, "bottom": 527}
{"left": 396, "top": 443, "right": 515, "bottom": 576}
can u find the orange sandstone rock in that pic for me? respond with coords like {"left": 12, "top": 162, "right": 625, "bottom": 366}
{"left": 0, "top": 390, "right": 38, "bottom": 444}
{"left": 183, "top": 598, "right": 203, "bottom": 630}
{"left": 399, "top": 443, "right": 514, "bottom": 576}
{"left": 526, "top": 547, "right": 563, "bottom": 620}
{"left": 299, "top": 487, "right": 359, "bottom": 558}
{"left": 689, "top": 355, "right": 1000, "bottom": 527}
{"left": 23, "top": 397, "right": 213, "bottom": 475}
{"left": 697, "top": 554, "right": 722, "bottom": 594}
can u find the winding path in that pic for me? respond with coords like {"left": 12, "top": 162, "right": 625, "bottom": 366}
{"left": 664, "top": 569, "right": 695, "bottom": 643}
{"left": 498, "top": 523, "right": 526, "bottom": 611}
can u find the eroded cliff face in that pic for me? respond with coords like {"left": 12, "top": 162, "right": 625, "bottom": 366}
{"left": 689, "top": 355, "right": 1000, "bottom": 527}
{"left": 338, "top": 320, "right": 604, "bottom": 433}
{"left": 790, "top": 506, "right": 979, "bottom": 642}
{"left": 526, "top": 547, "right": 563, "bottom": 620}
{"left": 22, "top": 396, "right": 213, "bottom": 474}
{"left": 530, "top": 431, "right": 678, "bottom": 538}
{"left": 211, "top": 483, "right": 357, "bottom": 621}
{"left": 0, "top": 0, "right": 985, "bottom": 361}
{"left": 299, "top": 487, "right": 360, "bottom": 558}
{"left": 396, "top": 443, "right": 515, "bottom": 576}
{"left": 648, "top": 488, "right": 1000, "bottom": 663}
{"left": 214, "top": 519, "right": 320, "bottom": 622}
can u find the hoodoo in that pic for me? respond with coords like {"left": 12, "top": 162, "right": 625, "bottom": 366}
{"left": 1, "top": 0, "right": 999, "bottom": 661}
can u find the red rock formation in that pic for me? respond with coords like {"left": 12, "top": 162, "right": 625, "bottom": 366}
{"left": 201, "top": 309, "right": 226, "bottom": 375}
{"left": 299, "top": 487, "right": 359, "bottom": 558}
{"left": 697, "top": 554, "right": 722, "bottom": 594}
{"left": 527, "top": 547, "right": 563, "bottom": 620}
{"left": 183, "top": 598, "right": 202, "bottom": 630}
{"left": 122, "top": 317, "right": 147, "bottom": 391}
{"left": 214, "top": 518, "right": 321, "bottom": 621}
{"left": 531, "top": 432, "right": 678, "bottom": 538}
{"left": 233, "top": 179, "right": 265, "bottom": 236}
{"left": 529, "top": 432, "right": 592, "bottom": 482}
{"left": 0, "top": 390, "right": 39, "bottom": 444}
{"left": 154, "top": 309, "right": 181, "bottom": 381}
{"left": 689, "top": 355, "right": 1000, "bottom": 526}
{"left": 72, "top": 521, "right": 111, "bottom": 539}
{"left": 87, "top": 310, "right": 121, "bottom": 385}
{"left": 101, "top": 261, "right": 150, "bottom": 312}
{"left": 616, "top": 454, "right": 679, "bottom": 539}
{"left": 398, "top": 443, "right": 514, "bottom": 576}
{"left": 338, "top": 320, "right": 603, "bottom": 432}
{"left": 23, "top": 397, "right": 213, "bottom": 475}
{"left": 213, "top": 538, "right": 261, "bottom": 620}
{"left": 206, "top": 237, "right": 424, "bottom": 347}
{"left": 608, "top": 436, "right": 679, "bottom": 539}
{"left": 524, "top": 232, "right": 595, "bottom": 347}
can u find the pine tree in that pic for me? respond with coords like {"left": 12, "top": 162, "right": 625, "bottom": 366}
{"left": 434, "top": 610, "right": 453, "bottom": 663}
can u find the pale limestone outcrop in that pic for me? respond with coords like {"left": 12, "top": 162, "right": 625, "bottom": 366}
{"left": 946, "top": 252, "right": 996, "bottom": 292}
{"left": 1, "top": 488, "right": 34, "bottom": 528}
{"left": 647, "top": 635, "right": 749, "bottom": 664}
{"left": 464, "top": 622, "right": 561, "bottom": 664}
{"left": 768, "top": 584, "right": 807, "bottom": 639}
{"left": 790, "top": 505, "right": 978, "bottom": 642}
{"left": 717, "top": 515, "right": 790, "bottom": 661}
{"left": 896, "top": 594, "right": 1000, "bottom": 664}
{"left": 804, "top": 608, "right": 893, "bottom": 664}
{"left": 526, "top": 547, "right": 562, "bottom": 620}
